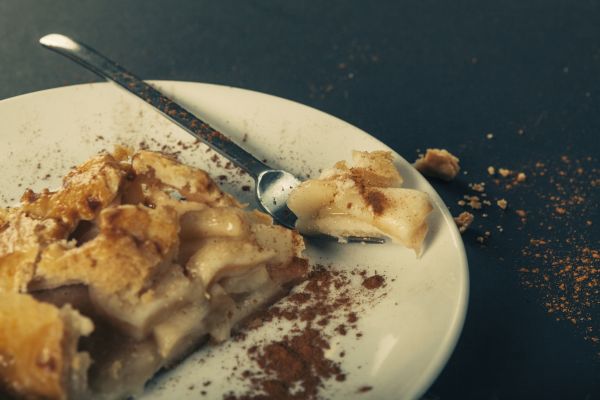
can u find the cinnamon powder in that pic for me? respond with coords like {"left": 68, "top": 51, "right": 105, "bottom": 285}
{"left": 450, "top": 151, "right": 598, "bottom": 352}
{"left": 362, "top": 274, "right": 385, "bottom": 289}
{"left": 225, "top": 265, "right": 388, "bottom": 399}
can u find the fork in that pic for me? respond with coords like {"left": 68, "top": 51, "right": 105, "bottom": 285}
{"left": 39, "top": 33, "right": 384, "bottom": 244}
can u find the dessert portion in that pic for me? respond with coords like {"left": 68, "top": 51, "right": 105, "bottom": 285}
{"left": 414, "top": 148, "right": 460, "bottom": 181}
{"left": 0, "top": 148, "right": 307, "bottom": 400}
{"left": 287, "top": 150, "right": 433, "bottom": 253}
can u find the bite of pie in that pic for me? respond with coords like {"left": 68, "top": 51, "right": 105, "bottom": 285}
{"left": 0, "top": 148, "right": 307, "bottom": 399}
{"left": 287, "top": 150, "right": 433, "bottom": 253}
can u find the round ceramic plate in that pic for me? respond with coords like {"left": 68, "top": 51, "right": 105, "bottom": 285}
{"left": 0, "top": 81, "right": 468, "bottom": 400}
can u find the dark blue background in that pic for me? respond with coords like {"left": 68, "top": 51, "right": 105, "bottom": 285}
{"left": 1, "top": 1, "right": 599, "bottom": 399}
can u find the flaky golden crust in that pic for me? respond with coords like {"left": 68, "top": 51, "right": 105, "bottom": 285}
{"left": 131, "top": 151, "right": 238, "bottom": 207}
{"left": 0, "top": 293, "right": 92, "bottom": 400}
{"left": 21, "top": 153, "right": 126, "bottom": 228}
{"left": 0, "top": 153, "right": 125, "bottom": 295}
{"left": 0, "top": 210, "right": 68, "bottom": 255}
{"left": 0, "top": 210, "right": 70, "bottom": 293}
{"left": 0, "top": 249, "right": 37, "bottom": 293}
{"left": 35, "top": 205, "right": 179, "bottom": 297}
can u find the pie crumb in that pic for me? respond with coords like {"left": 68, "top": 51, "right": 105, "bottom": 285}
{"left": 498, "top": 168, "right": 511, "bottom": 177}
{"left": 467, "top": 196, "right": 482, "bottom": 209}
{"left": 497, "top": 199, "right": 508, "bottom": 210}
{"left": 454, "top": 212, "right": 474, "bottom": 233}
{"left": 414, "top": 148, "right": 460, "bottom": 181}
{"left": 470, "top": 182, "right": 485, "bottom": 192}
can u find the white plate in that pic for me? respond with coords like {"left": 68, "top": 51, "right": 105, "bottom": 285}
{"left": 0, "top": 81, "right": 468, "bottom": 400}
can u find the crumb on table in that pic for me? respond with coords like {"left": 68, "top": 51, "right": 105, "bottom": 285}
{"left": 414, "top": 148, "right": 460, "bottom": 181}
{"left": 497, "top": 199, "right": 508, "bottom": 210}
{"left": 454, "top": 211, "right": 474, "bottom": 233}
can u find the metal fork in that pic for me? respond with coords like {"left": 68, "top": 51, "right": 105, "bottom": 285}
{"left": 39, "top": 33, "right": 384, "bottom": 244}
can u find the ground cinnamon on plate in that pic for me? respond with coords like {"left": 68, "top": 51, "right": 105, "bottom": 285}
{"left": 225, "top": 265, "right": 388, "bottom": 399}
{"left": 362, "top": 274, "right": 385, "bottom": 289}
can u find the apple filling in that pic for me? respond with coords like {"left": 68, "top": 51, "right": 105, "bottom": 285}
{"left": 287, "top": 150, "right": 433, "bottom": 253}
{"left": 0, "top": 149, "right": 307, "bottom": 399}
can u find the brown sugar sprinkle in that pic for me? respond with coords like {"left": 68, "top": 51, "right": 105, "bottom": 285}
{"left": 226, "top": 265, "right": 388, "bottom": 399}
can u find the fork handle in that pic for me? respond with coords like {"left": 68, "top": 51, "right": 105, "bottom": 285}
{"left": 39, "top": 33, "right": 270, "bottom": 179}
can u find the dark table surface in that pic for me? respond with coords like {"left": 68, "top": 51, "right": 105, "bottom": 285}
{"left": 1, "top": 1, "right": 599, "bottom": 399}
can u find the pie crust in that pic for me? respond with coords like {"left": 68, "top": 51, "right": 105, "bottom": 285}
{"left": 0, "top": 148, "right": 307, "bottom": 399}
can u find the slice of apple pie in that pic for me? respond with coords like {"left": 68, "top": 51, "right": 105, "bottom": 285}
{"left": 0, "top": 148, "right": 307, "bottom": 400}
{"left": 287, "top": 150, "right": 433, "bottom": 253}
